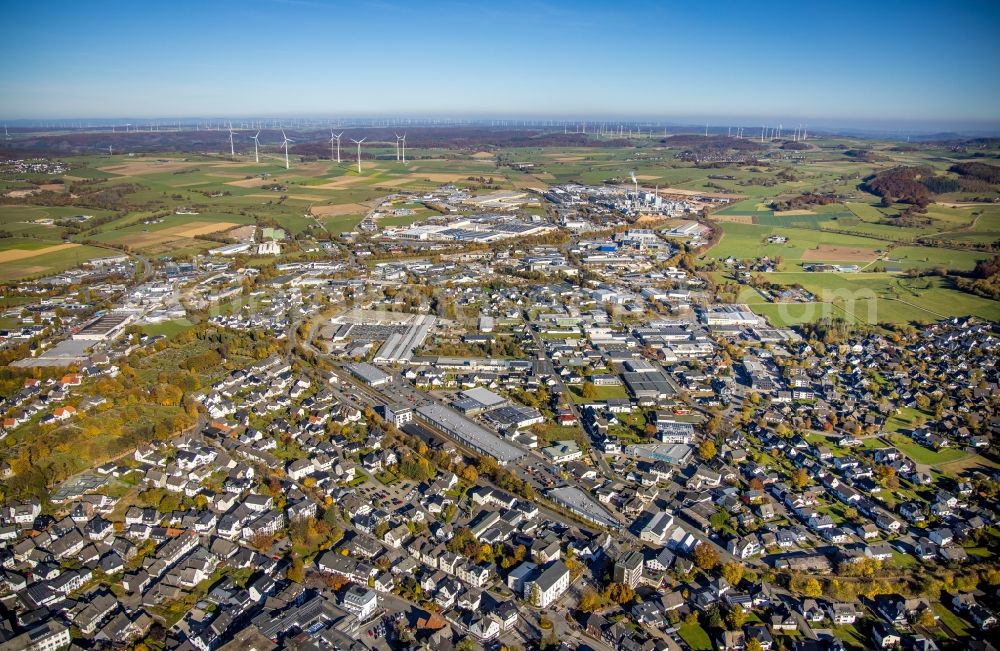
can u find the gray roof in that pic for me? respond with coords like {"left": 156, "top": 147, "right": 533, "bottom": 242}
{"left": 416, "top": 403, "right": 524, "bottom": 463}
{"left": 533, "top": 560, "right": 569, "bottom": 592}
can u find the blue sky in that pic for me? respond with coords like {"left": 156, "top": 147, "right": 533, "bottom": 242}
{"left": 1, "top": 0, "right": 998, "bottom": 128}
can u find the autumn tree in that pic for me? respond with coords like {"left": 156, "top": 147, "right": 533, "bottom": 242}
{"left": 287, "top": 554, "right": 305, "bottom": 583}
{"left": 721, "top": 562, "right": 745, "bottom": 587}
{"left": 698, "top": 440, "right": 717, "bottom": 461}
{"left": 692, "top": 543, "right": 719, "bottom": 571}
{"left": 603, "top": 582, "right": 635, "bottom": 604}
{"left": 578, "top": 587, "right": 605, "bottom": 612}
{"left": 803, "top": 578, "right": 823, "bottom": 598}
{"left": 726, "top": 604, "right": 747, "bottom": 630}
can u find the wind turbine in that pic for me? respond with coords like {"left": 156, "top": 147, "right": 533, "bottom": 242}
{"left": 394, "top": 133, "right": 403, "bottom": 161}
{"left": 330, "top": 131, "right": 343, "bottom": 163}
{"left": 351, "top": 137, "right": 366, "bottom": 174}
{"left": 228, "top": 124, "right": 236, "bottom": 157}
{"left": 251, "top": 131, "right": 261, "bottom": 163}
{"left": 400, "top": 132, "right": 406, "bottom": 163}
{"left": 280, "top": 129, "right": 293, "bottom": 169}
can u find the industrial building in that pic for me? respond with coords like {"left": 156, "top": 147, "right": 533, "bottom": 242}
{"left": 547, "top": 486, "right": 619, "bottom": 530}
{"left": 372, "top": 314, "right": 434, "bottom": 364}
{"left": 415, "top": 403, "right": 524, "bottom": 464}
{"left": 72, "top": 312, "right": 135, "bottom": 342}
{"left": 346, "top": 363, "right": 392, "bottom": 388}
{"left": 700, "top": 304, "right": 765, "bottom": 327}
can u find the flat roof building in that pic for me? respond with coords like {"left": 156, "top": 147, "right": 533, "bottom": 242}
{"left": 346, "top": 362, "right": 392, "bottom": 388}
{"left": 416, "top": 403, "right": 524, "bottom": 464}
{"left": 72, "top": 312, "right": 135, "bottom": 342}
{"left": 547, "top": 486, "right": 619, "bottom": 529}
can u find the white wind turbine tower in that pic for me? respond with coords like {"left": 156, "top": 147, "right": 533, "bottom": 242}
{"left": 330, "top": 131, "right": 343, "bottom": 163}
{"left": 400, "top": 132, "right": 406, "bottom": 163}
{"left": 228, "top": 124, "right": 236, "bottom": 157}
{"left": 251, "top": 131, "right": 261, "bottom": 163}
{"left": 351, "top": 137, "right": 366, "bottom": 174}
{"left": 280, "top": 129, "right": 293, "bottom": 169}
{"left": 394, "top": 133, "right": 403, "bottom": 161}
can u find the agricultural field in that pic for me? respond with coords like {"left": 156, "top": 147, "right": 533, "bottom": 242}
{"left": 0, "top": 237, "right": 113, "bottom": 281}
{"left": 1, "top": 136, "right": 997, "bottom": 337}
{"left": 736, "top": 272, "right": 1000, "bottom": 326}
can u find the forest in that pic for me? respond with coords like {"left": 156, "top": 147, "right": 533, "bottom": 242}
{"left": 950, "top": 161, "right": 1000, "bottom": 184}
{"left": 862, "top": 166, "right": 932, "bottom": 206}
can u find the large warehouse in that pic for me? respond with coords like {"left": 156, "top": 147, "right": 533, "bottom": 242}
{"left": 415, "top": 403, "right": 525, "bottom": 465}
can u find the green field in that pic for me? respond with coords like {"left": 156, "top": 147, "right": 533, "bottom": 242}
{"left": 730, "top": 270, "right": 1000, "bottom": 326}
{"left": 885, "top": 433, "right": 969, "bottom": 466}
{"left": 140, "top": 318, "right": 194, "bottom": 338}
{"left": 0, "top": 240, "right": 115, "bottom": 281}
{"left": 569, "top": 384, "right": 629, "bottom": 403}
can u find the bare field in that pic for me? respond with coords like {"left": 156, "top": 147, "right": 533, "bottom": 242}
{"left": 661, "top": 187, "right": 744, "bottom": 199}
{"left": 100, "top": 161, "right": 197, "bottom": 175}
{"left": 802, "top": 245, "right": 878, "bottom": 262}
{"left": 314, "top": 177, "right": 366, "bottom": 189}
{"left": 0, "top": 243, "right": 80, "bottom": 263}
{"left": 109, "top": 220, "right": 239, "bottom": 250}
{"left": 774, "top": 209, "right": 817, "bottom": 216}
{"left": 225, "top": 177, "right": 270, "bottom": 188}
{"left": 416, "top": 173, "right": 472, "bottom": 182}
{"left": 710, "top": 214, "right": 756, "bottom": 224}
{"left": 99, "top": 160, "right": 251, "bottom": 175}
{"left": 372, "top": 179, "right": 416, "bottom": 188}
{"left": 288, "top": 194, "right": 336, "bottom": 202}
{"left": 174, "top": 221, "right": 240, "bottom": 237}
{"left": 226, "top": 225, "right": 257, "bottom": 241}
{"left": 310, "top": 203, "right": 369, "bottom": 216}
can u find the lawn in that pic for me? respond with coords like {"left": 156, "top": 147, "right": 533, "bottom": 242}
{"left": 830, "top": 624, "right": 867, "bottom": 650}
{"left": 883, "top": 406, "right": 931, "bottom": 434}
{"left": 677, "top": 621, "right": 712, "bottom": 651}
{"left": 885, "top": 433, "right": 969, "bottom": 466}
{"left": 569, "top": 383, "right": 629, "bottom": 403}
{"left": 140, "top": 318, "right": 194, "bottom": 338}
{"left": 932, "top": 602, "right": 971, "bottom": 638}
